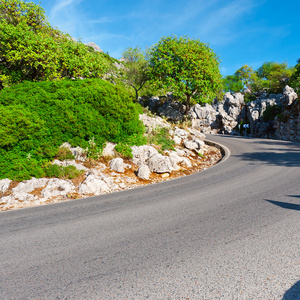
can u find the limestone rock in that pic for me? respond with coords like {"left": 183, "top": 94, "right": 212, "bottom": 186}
{"left": 147, "top": 154, "right": 172, "bottom": 173}
{"left": 188, "top": 128, "right": 206, "bottom": 140}
{"left": 41, "top": 179, "right": 75, "bottom": 200}
{"left": 283, "top": 85, "right": 298, "bottom": 106}
{"left": 183, "top": 139, "right": 199, "bottom": 151}
{"left": 110, "top": 158, "right": 125, "bottom": 173}
{"left": 0, "top": 179, "right": 11, "bottom": 194}
{"left": 52, "top": 159, "right": 88, "bottom": 171}
{"left": 131, "top": 145, "right": 158, "bottom": 166}
{"left": 79, "top": 175, "right": 110, "bottom": 194}
{"left": 174, "top": 127, "right": 189, "bottom": 139}
{"left": 157, "top": 101, "right": 184, "bottom": 121}
{"left": 85, "top": 42, "right": 103, "bottom": 52}
{"left": 102, "top": 142, "right": 116, "bottom": 157}
{"left": 139, "top": 114, "right": 170, "bottom": 134}
{"left": 12, "top": 178, "right": 49, "bottom": 195}
{"left": 137, "top": 165, "right": 151, "bottom": 180}
{"left": 181, "top": 157, "right": 192, "bottom": 168}
{"left": 173, "top": 135, "right": 182, "bottom": 145}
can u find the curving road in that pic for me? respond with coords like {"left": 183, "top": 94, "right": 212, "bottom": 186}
{"left": 0, "top": 135, "right": 299, "bottom": 299}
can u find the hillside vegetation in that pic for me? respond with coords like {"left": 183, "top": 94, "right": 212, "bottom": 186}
{"left": 0, "top": 79, "right": 145, "bottom": 180}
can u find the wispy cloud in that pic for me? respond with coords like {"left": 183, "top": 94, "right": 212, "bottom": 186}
{"left": 50, "top": 0, "right": 83, "bottom": 19}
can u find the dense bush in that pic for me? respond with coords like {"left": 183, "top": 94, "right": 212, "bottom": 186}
{"left": 0, "top": 0, "right": 108, "bottom": 88}
{"left": 0, "top": 79, "right": 145, "bottom": 180}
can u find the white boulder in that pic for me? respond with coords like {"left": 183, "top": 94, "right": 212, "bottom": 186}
{"left": 147, "top": 154, "right": 172, "bottom": 173}
{"left": 110, "top": 158, "right": 125, "bottom": 173}
{"left": 79, "top": 175, "right": 110, "bottom": 195}
{"left": 137, "top": 165, "right": 151, "bottom": 180}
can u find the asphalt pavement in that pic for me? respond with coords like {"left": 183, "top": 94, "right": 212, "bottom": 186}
{"left": 0, "top": 135, "right": 299, "bottom": 299}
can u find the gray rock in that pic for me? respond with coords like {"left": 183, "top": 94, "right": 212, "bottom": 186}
{"left": 0, "top": 179, "right": 11, "bottom": 194}
{"left": 110, "top": 158, "right": 125, "bottom": 173}
{"left": 174, "top": 127, "right": 189, "bottom": 139}
{"left": 131, "top": 145, "right": 158, "bottom": 166}
{"left": 157, "top": 101, "right": 184, "bottom": 121}
{"left": 188, "top": 128, "right": 206, "bottom": 140}
{"left": 139, "top": 114, "right": 170, "bottom": 134}
{"left": 181, "top": 157, "right": 192, "bottom": 168}
{"left": 12, "top": 178, "right": 49, "bottom": 195}
{"left": 41, "top": 179, "right": 75, "bottom": 200}
{"left": 137, "top": 165, "right": 151, "bottom": 180}
{"left": 59, "top": 142, "right": 86, "bottom": 161}
{"left": 283, "top": 85, "right": 298, "bottom": 106}
{"left": 147, "top": 154, "right": 172, "bottom": 173}
{"left": 173, "top": 135, "right": 182, "bottom": 145}
{"left": 79, "top": 175, "right": 110, "bottom": 194}
{"left": 85, "top": 42, "right": 103, "bottom": 52}
{"left": 52, "top": 159, "right": 88, "bottom": 171}
{"left": 102, "top": 142, "right": 116, "bottom": 157}
{"left": 168, "top": 152, "right": 184, "bottom": 171}
{"left": 183, "top": 139, "right": 199, "bottom": 151}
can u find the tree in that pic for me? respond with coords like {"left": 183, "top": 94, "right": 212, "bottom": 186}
{"left": 149, "top": 35, "right": 223, "bottom": 113}
{"left": 121, "top": 47, "right": 149, "bottom": 101}
{"left": 223, "top": 74, "right": 244, "bottom": 93}
{"left": 0, "top": 0, "right": 108, "bottom": 89}
{"left": 256, "top": 61, "right": 294, "bottom": 93}
{"left": 290, "top": 58, "right": 300, "bottom": 91}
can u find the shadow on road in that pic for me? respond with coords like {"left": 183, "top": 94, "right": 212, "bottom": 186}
{"left": 282, "top": 280, "right": 300, "bottom": 299}
{"left": 264, "top": 199, "right": 300, "bottom": 211}
{"left": 235, "top": 148, "right": 300, "bottom": 167}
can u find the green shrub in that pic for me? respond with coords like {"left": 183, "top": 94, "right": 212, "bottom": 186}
{"left": 0, "top": 78, "right": 145, "bottom": 180}
{"left": 148, "top": 127, "right": 175, "bottom": 152}
{"left": 115, "top": 143, "right": 133, "bottom": 159}
{"left": 56, "top": 147, "right": 75, "bottom": 161}
{"left": 44, "top": 164, "right": 84, "bottom": 179}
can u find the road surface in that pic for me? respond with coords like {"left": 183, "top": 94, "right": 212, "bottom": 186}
{"left": 0, "top": 135, "right": 299, "bottom": 299}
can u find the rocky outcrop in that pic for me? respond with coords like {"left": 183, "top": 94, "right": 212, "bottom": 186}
{"left": 85, "top": 42, "right": 103, "bottom": 52}
{"left": 142, "top": 86, "right": 298, "bottom": 142}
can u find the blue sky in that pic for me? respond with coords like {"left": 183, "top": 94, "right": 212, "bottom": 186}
{"left": 33, "top": 0, "right": 299, "bottom": 75}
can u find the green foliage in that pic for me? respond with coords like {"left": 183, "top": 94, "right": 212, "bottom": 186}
{"left": 244, "top": 93, "right": 257, "bottom": 103}
{"left": 256, "top": 62, "right": 293, "bottom": 93}
{"left": 290, "top": 58, "right": 300, "bottom": 91}
{"left": 115, "top": 143, "right": 133, "bottom": 159}
{"left": 120, "top": 47, "right": 150, "bottom": 101}
{"left": 223, "top": 74, "right": 244, "bottom": 93}
{"left": 234, "top": 65, "right": 258, "bottom": 92}
{"left": 0, "top": 79, "right": 145, "bottom": 180}
{"left": 0, "top": 0, "right": 108, "bottom": 88}
{"left": 261, "top": 104, "right": 282, "bottom": 122}
{"left": 56, "top": 147, "right": 75, "bottom": 161}
{"left": 44, "top": 164, "right": 84, "bottom": 179}
{"left": 148, "top": 127, "right": 175, "bottom": 152}
{"left": 149, "top": 35, "right": 223, "bottom": 112}
{"left": 232, "top": 62, "right": 294, "bottom": 94}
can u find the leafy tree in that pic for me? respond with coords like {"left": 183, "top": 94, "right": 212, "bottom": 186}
{"left": 121, "top": 47, "right": 150, "bottom": 101}
{"left": 234, "top": 65, "right": 259, "bottom": 92}
{"left": 223, "top": 74, "right": 244, "bottom": 93}
{"left": 256, "top": 61, "right": 293, "bottom": 93}
{"left": 290, "top": 58, "right": 300, "bottom": 91}
{"left": 0, "top": 0, "right": 108, "bottom": 88}
{"left": 149, "top": 35, "right": 223, "bottom": 113}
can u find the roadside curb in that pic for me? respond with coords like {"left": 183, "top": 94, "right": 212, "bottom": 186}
{"left": 204, "top": 139, "right": 231, "bottom": 164}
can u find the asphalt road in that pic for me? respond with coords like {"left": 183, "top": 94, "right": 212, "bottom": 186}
{"left": 0, "top": 135, "right": 299, "bottom": 299}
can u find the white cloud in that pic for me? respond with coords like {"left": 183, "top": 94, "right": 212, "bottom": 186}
{"left": 50, "top": 0, "right": 83, "bottom": 19}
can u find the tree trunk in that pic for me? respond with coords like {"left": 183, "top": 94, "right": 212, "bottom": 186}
{"left": 185, "top": 94, "right": 191, "bottom": 114}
